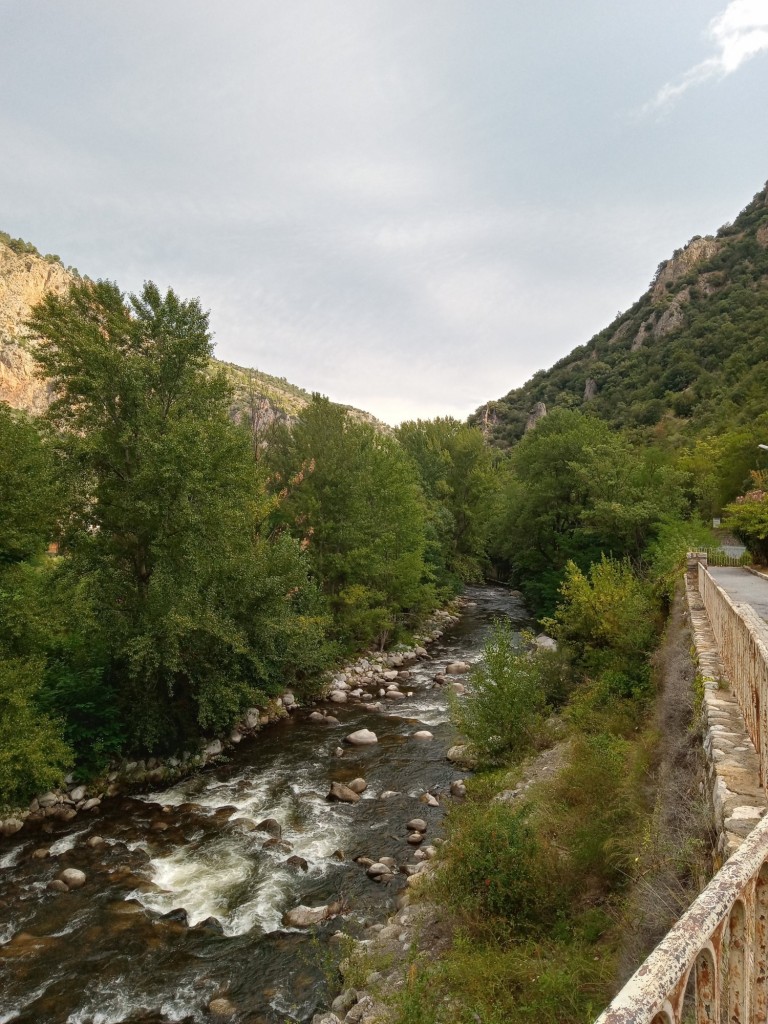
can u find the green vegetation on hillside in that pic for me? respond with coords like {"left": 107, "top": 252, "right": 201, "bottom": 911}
{"left": 475, "top": 182, "right": 768, "bottom": 515}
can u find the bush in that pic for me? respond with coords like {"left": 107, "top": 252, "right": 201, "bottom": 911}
{"left": 432, "top": 800, "right": 559, "bottom": 929}
{"left": 451, "top": 621, "right": 548, "bottom": 767}
{"left": 0, "top": 658, "right": 73, "bottom": 807}
{"left": 544, "top": 557, "right": 657, "bottom": 676}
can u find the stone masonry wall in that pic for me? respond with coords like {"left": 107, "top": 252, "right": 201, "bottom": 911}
{"left": 685, "top": 569, "right": 767, "bottom": 861}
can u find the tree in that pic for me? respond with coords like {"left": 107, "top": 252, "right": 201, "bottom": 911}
{"left": 396, "top": 417, "right": 499, "bottom": 588}
{"left": 29, "top": 279, "right": 329, "bottom": 750}
{"left": 0, "top": 403, "right": 60, "bottom": 565}
{"left": 265, "top": 395, "right": 431, "bottom": 649}
{"left": 490, "top": 410, "right": 684, "bottom": 614}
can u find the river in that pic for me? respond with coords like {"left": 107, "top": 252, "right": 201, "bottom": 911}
{"left": 0, "top": 586, "right": 525, "bottom": 1024}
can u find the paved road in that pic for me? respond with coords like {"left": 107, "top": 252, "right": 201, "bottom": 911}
{"left": 709, "top": 567, "right": 768, "bottom": 622}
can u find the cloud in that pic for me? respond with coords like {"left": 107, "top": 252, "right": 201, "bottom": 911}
{"left": 649, "top": 0, "right": 768, "bottom": 109}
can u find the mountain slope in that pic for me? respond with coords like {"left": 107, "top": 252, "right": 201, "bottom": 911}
{"left": 474, "top": 181, "right": 768, "bottom": 446}
{"left": 0, "top": 234, "right": 378, "bottom": 429}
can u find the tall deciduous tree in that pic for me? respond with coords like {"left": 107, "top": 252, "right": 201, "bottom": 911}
{"left": 29, "top": 280, "right": 329, "bottom": 749}
{"left": 265, "top": 395, "right": 431, "bottom": 649}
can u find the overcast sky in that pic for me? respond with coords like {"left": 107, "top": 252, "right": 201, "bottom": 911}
{"left": 2, "top": 1, "right": 767, "bottom": 424}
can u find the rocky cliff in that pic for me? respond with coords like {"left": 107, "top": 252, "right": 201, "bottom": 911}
{"left": 473, "top": 179, "right": 768, "bottom": 446}
{"left": 0, "top": 244, "right": 74, "bottom": 413}
{"left": 0, "top": 236, "right": 380, "bottom": 430}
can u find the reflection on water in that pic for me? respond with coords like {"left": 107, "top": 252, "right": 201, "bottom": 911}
{"left": 0, "top": 586, "right": 525, "bottom": 1023}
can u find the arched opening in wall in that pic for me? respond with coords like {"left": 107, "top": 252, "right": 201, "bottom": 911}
{"left": 755, "top": 864, "right": 768, "bottom": 1024}
{"left": 728, "top": 899, "right": 747, "bottom": 1024}
{"left": 681, "top": 947, "right": 717, "bottom": 1024}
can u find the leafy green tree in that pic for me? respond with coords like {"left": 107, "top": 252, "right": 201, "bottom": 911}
{"left": 29, "top": 280, "right": 329, "bottom": 750}
{"left": 396, "top": 417, "right": 499, "bottom": 589}
{"left": 265, "top": 396, "right": 431, "bottom": 649}
{"left": 0, "top": 658, "right": 73, "bottom": 807}
{"left": 0, "top": 403, "right": 60, "bottom": 565}
{"left": 724, "top": 475, "right": 768, "bottom": 564}
{"left": 0, "top": 404, "right": 73, "bottom": 803}
{"left": 490, "top": 410, "right": 685, "bottom": 614}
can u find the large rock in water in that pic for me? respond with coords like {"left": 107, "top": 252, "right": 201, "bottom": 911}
{"left": 282, "top": 902, "right": 341, "bottom": 928}
{"left": 344, "top": 729, "right": 377, "bottom": 746}
{"left": 327, "top": 781, "right": 360, "bottom": 804}
{"left": 58, "top": 868, "right": 86, "bottom": 889}
{"left": 446, "top": 661, "right": 470, "bottom": 674}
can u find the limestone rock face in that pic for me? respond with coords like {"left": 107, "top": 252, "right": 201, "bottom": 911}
{"left": 0, "top": 243, "right": 74, "bottom": 414}
{"left": 651, "top": 236, "right": 719, "bottom": 301}
{"left": 525, "top": 401, "right": 547, "bottom": 432}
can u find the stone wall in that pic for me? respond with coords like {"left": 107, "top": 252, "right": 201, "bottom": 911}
{"left": 685, "top": 569, "right": 767, "bottom": 860}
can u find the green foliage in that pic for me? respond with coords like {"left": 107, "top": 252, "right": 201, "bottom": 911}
{"left": 724, "top": 493, "right": 768, "bottom": 564}
{"left": 489, "top": 409, "right": 684, "bottom": 615}
{"left": 432, "top": 800, "right": 559, "bottom": 928}
{"left": 0, "top": 403, "right": 61, "bottom": 565}
{"left": 28, "top": 279, "right": 332, "bottom": 752}
{"left": 396, "top": 417, "right": 500, "bottom": 591}
{"left": 0, "top": 658, "right": 72, "bottom": 807}
{"left": 388, "top": 935, "right": 613, "bottom": 1024}
{"left": 644, "top": 517, "right": 715, "bottom": 602}
{"left": 539, "top": 733, "right": 646, "bottom": 890}
{"left": 264, "top": 395, "right": 432, "bottom": 650}
{"left": 544, "top": 557, "right": 657, "bottom": 675}
{"left": 451, "top": 621, "right": 548, "bottom": 767}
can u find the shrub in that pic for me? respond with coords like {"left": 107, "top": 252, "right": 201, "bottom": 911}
{"left": 451, "top": 621, "right": 548, "bottom": 767}
{"left": 0, "top": 658, "right": 73, "bottom": 807}
{"left": 432, "top": 800, "right": 559, "bottom": 929}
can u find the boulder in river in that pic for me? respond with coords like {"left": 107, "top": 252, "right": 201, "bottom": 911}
{"left": 209, "top": 997, "right": 238, "bottom": 1018}
{"left": 58, "top": 868, "right": 86, "bottom": 889}
{"left": 47, "top": 879, "right": 69, "bottom": 893}
{"left": 420, "top": 793, "right": 439, "bottom": 807}
{"left": 255, "top": 818, "right": 282, "bottom": 838}
{"left": 262, "top": 837, "right": 293, "bottom": 853}
{"left": 446, "top": 661, "right": 470, "bottom": 674}
{"left": 379, "top": 790, "right": 400, "bottom": 799}
{"left": 407, "top": 832, "right": 424, "bottom": 845}
{"left": 286, "top": 855, "right": 309, "bottom": 872}
{"left": 446, "top": 744, "right": 477, "bottom": 767}
{"left": 535, "top": 634, "right": 558, "bottom": 651}
{"left": 344, "top": 729, "right": 377, "bottom": 746}
{"left": 194, "top": 916, "right": 224, "bottom": 934}
{"left": 1, "top": 817, "right": 24, "bottom": 836}
{"left": 450, "top": 780, "right": 467, "bottom": 798}
{"left": 282, "top": 902, "right": 342, "bottom": 928}
{"left": 366, "top": 863, "right": 392, "bottom": 880}
{"left": 308, "top": 711, "right": 325, "bottom": 722}
{"left": 329, "top": 691, "right": 347, "bottom": 704}
{"left": 412, "top": 730, "right": 433, "bottom": 740}
{"left": 347, "top": 778, "right": 367, "bottom": 794}
{"left": 407, "top": 818, "right": 427, "bottom": 833}
{"left": 328, "top": 781, "right": 361, "bottom": 804}
{"left": 160, "top": 907, "right": 189, "bottom": 926}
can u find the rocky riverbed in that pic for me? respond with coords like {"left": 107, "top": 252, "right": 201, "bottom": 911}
{"left": 0, "top": 585, "right": 526, "bottom": 1024}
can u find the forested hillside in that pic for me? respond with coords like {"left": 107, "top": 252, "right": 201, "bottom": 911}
{"left": 475, "top": 181, "right": 768, "bottom": 459}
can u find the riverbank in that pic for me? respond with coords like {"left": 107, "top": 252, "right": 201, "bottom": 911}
{"left": 0, "top": 604, "right": 465, "bottom": 841}
{"left": 0, "top": 585, "right": 523, "bottom": 1024}
{"left": 316, "top": 585, "right": 715, "bottom": 1024}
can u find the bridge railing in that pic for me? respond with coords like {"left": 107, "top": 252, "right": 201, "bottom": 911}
{"left": 698, "top": 562, "right": 768, "bottom": 791}
{"left": 595, "top": 811, "right": 768, "bottom": 1024}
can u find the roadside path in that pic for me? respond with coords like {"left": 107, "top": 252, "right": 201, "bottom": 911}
{"left": 709, "top": 566, "right": 768, "bottom": 622}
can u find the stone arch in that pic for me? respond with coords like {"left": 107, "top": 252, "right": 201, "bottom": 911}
{"left": 691, "top": 945, "right": 718, "bottom": 1023}
{"left": 729, "top": 898, "right": 747, "bottom": 1023}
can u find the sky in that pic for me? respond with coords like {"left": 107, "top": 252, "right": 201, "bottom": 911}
{"left": 1, "top": 1, "right": 768, "bottom": 425}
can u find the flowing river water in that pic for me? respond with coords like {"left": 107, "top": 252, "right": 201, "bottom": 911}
{"left": 0, "top": 586, "right": 525, "bottom": 1024}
